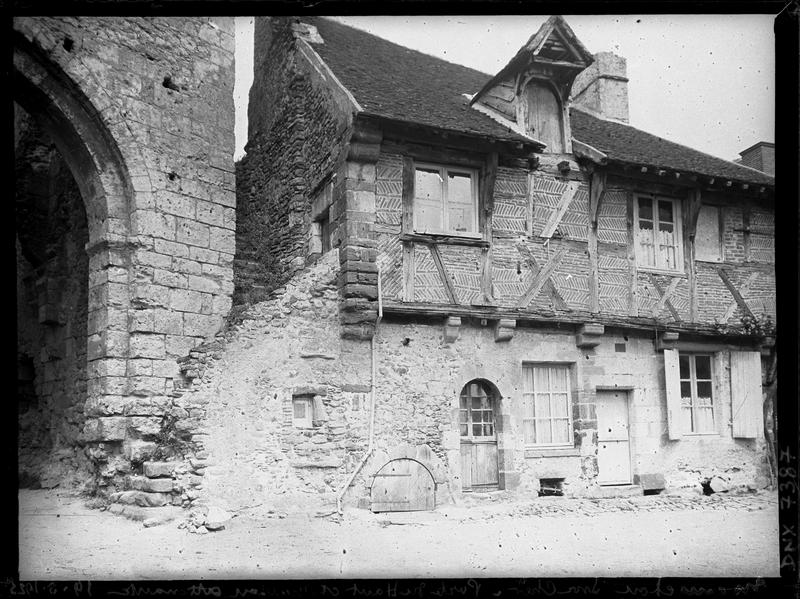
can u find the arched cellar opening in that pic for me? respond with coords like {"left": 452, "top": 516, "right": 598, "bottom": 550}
{"left": 16, "top": 103, "right": 91, "bottom": 489}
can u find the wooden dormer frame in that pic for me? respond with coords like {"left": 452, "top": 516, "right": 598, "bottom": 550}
{"left": 515, "top": 74, "right": 573, "bottom": 154}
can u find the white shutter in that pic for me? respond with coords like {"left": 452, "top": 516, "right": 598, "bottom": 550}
{"left": 663, "top": 348, "right": 682, "bottom": 440}
{"left": 730, "top": 351, "right": 763, "bottom": 438}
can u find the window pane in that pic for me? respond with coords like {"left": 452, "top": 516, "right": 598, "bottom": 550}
{"left": 638, "top": 197, "right": 653, "bottom": 221}
{"left": 293, "top": 401, "right": 306, "bottom": 419}
{"left": 415, "top": 168, "right": 443, "bottom": 232}
{"left": 472, "top": 397, "right": 482, "bottom": 410}
{"left": 459, "top": 409, "right": 468, "bottom": 423}
{"left": 695, "top": 356, "right": 712, "bottom": 380}
{"left": 679, "top": 355, "right": 690, "bottom": 379}
{"left": 459, "top": 395, "right": 468, "bottom": 409}
{"left": 552, "top": 393, "right": 569, "bottom": 417}
{"left": 473, "top": 423, "right": 483, "bottom": 437}
{"left": 682, "top": 406, "right": 693, "bottom": 432}
{"left": 460, "top": 423, "right": 468, "bottom": 436}
{"left": 447, "top": 172, "right": 474, "bottom": 233}
{"left": 658, "top": 200, "right": 674, "bottom": 224}
{"left": 483, "top": 423, "right": 494, "bottom": 437}
{"left": 552, "top": 419, "right": 570, "bottom": 444}
{"left": 696, "top": 407, "right": 715, "bottom": 432}
{"left": 523, "top": 419, "right": 535, "bottom": 444}
{"left": 522, "top": 366, "right": 535, "bottom": 393}
{"left": 696, "top": 381, "right": 713, "bottom": 401}
{"left": 680, "top": 382, "right": 692, "bottom": 401}
{"left": 533, "top": 367, "right": 549, "bottom": 392}
{"left": 535, "top": 394, "right": 551, "bottom": 418}
{"left": 537, "top": 420, "right": 552, "bottom": 444}
{"left": 550, "top": 367, "right": 568, "bottom": 392}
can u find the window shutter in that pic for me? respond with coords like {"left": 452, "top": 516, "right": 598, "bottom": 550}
{"left": 663, "top": 348, "right": 682, "bottom": 440}
{"left": 730, "top": 351, "right": 763, "bottom": 438}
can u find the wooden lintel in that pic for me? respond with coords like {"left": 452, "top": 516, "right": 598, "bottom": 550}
{"left": 382, "top": 301, "right": 771, "bottom": 340}
{"left": 428, "top": 243, "right": 458, "bottom": 304}
{"left": 717, "top": 267, "right": 755, "bottom": 320}
{"left": 516, "top": 246, "right": 568, "bottom": 308}
{"left": 399, "top": 233, "right": 489, "bottom": 248}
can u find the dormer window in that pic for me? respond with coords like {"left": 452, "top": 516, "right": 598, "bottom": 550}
{"left": 523, "top": 80, "right": 564, "bottom": 152}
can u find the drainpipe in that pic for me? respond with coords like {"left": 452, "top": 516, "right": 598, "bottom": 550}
{"left": 336, "top": 263, "right": 382, "bottom": 515}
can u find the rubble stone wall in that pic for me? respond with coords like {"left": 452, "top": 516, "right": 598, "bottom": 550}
{"left": 234, "top": 17, "right": 354, "bottom": 306}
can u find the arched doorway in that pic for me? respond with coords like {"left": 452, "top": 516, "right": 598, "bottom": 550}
{"left": 13, "top": 32, "right": 134, "bottom": 488}
{"left": 459, "top": 379, "right": 501, "bottom": 491}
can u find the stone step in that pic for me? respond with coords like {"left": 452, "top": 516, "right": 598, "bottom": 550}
{"left": 110, "top": 490, "right": 170, "bottom": 507}
{"left": 143, "top": 461, "right": 179, "bottom": 478}
{"left": 127, "top": 475, "right": 175, "bottom": 494}
{"left": 108, "top": 503, "right": 183, "bottom": 527}
{"left": 588, "top": 485, "right": 643, "bottom": 499}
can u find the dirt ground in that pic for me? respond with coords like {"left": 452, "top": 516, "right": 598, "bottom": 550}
{"left": 17, "top": 488, "right": 779, "bottom": 580}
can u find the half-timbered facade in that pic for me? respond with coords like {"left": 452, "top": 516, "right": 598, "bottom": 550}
{"left": 235, "top": 16, "right": 775, "bottom": 509}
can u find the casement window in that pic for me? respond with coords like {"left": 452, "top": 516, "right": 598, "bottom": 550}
{"left": 695, "top": 204, "right": 723, "bottom": 262}
{"left": 522, "top": 364, "right": 573, "bottom": 446}
{"left": 664, "top": 349, "right": 762, "bottom": 440}
{"left": 414, "top": 164, "right": 479, "bottom": 235}
{"left": 678, "top": 354, "right": 715, "bottom": 434}
{"left": 292, "top": 395, "right": 314, "bottom": 428}
{"left": 459, "top": 381, "right": 495, "bottom": 439}
{"left": 634, "top": 195, "right": 683, "bottom": 272}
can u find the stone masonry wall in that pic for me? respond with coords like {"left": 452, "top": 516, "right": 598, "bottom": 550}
{"left": 166, "top": 253, "right": 768, "bottom": 517}
{"left": 14, "top": 17, "right": 236, "bottom": 491}
{"left": 174, "top": 251, "right": 374, "bottom": 515}
{"left": 235, "top": 17, "right": 354, "bottom": 305}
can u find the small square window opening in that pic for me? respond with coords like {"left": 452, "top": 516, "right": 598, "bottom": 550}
{"left": 292, "top": 395, "right": 314, "bottom": 429}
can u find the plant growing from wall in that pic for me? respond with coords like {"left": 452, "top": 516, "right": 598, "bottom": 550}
{"left": 712, "top": 312, "right": 775, "bottom": 339}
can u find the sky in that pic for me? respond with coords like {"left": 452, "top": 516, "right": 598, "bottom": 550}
{"left": 233, "top": 15, "right": 775, "bottom": 162}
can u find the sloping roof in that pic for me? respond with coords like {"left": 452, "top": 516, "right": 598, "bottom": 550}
{"left": 305, "top": 17, "right": 530, "bottom": 145}
{"left": 304, "top": 17, "right": 774, "bottom": 187}
{"left": 570, "top": 108, "right": 774, "bottom": 186}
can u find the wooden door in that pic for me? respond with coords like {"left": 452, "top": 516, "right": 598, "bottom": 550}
{"left": 459, "top": 382, "right": 499, "bottom": 491}
{"left": 596, "top": 390, "right": 632, "bottom": 485}
{"left": 370, "top": 459, "right": 435, "bottom": 512}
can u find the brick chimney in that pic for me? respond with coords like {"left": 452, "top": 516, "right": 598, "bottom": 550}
{"left": 737, "top": 142, "right": 774, "bottom": 176}
{"left": 571, "top": 52, "right": 629, "bottom": 123}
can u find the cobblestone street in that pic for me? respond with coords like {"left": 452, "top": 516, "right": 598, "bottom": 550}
{"left": 18, "top": 489, "right": 779, "bottom": 579}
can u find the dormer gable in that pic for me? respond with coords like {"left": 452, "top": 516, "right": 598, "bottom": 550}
{"left": 470, "top": 16, "right": 594, "bottom": 154}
